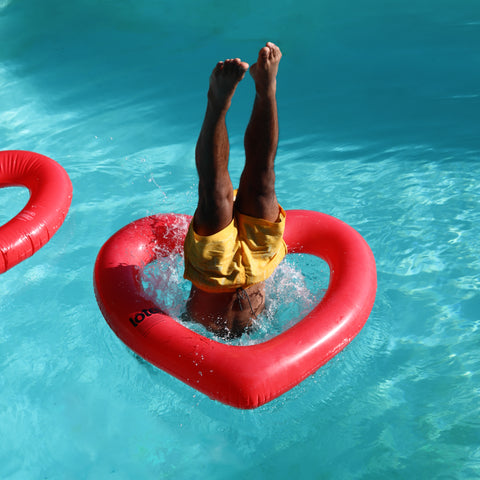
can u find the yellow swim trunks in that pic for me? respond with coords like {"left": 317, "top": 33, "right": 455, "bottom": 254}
{"left": 184, "top": 206, "right": 287, "bottom": 293}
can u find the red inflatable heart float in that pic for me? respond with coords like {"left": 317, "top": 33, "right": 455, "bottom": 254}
{"left": 94, "top": 210, "right": 377, "bottom": 409}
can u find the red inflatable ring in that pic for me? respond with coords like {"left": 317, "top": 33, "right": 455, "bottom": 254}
{"left": 94, "top": 210, "right": 377, "bottom": 409}
{"left": 0, "top": 150, "right": 72, "bottom": 273}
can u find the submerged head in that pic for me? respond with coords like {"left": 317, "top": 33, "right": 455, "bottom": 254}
{"left": 186, "top": 283, "right": 266, "bottom": 339}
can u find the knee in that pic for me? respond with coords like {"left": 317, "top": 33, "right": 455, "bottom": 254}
{"left": 195, "top": 184, "right": 234, "bottom": 235}
{"left": 198, "top": 181, "right": 234, "bottom": 210}
{"left": 240, "top": 167, "right": 276, "bottom": 194}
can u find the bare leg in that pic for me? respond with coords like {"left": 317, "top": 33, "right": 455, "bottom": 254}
{"left": 235, "top": 42, "right": 282, "bottom": 222}
{"left": 193, "top": 58, "right": 249, "bottom": 236}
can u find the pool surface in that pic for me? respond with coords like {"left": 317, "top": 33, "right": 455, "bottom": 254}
{"left": 1, "top": 0, "right": 479, "bottom": 478}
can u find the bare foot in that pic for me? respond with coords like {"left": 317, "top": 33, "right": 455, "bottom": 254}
{"left": 208, "top": 58, "right": 249, "bottom": 111}
{"left": 249, "top": 42, "right": 282, "bottom": 98}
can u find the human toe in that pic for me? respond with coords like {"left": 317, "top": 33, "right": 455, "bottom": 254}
{"left": 266, "top": 42, "right": 281, "bottom": 58}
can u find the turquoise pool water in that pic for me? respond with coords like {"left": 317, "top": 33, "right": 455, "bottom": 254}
{"left": 1, "top": 0, "right": 479, "bottom": 478}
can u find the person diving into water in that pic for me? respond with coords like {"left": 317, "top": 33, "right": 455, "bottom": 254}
{"left": 184, "top": 42, "right": 287, "bottom": 338}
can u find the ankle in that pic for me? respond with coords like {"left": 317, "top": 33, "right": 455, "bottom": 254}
{"left": 254, "top": 88, "right": 277, "bottom": 105}
{"left": 254, "top": 81, "right": 277, "bottom": 101}
{"left": 207, "top": 90, "right": 231, "bottom": 114}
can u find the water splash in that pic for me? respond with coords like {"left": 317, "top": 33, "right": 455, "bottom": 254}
{"left": 140, "top": 252, "right": 329, "bottom": 345}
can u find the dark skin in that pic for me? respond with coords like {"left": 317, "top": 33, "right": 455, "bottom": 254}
{"left": 186, "top": 42, "right": 282, "bottom": 338}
